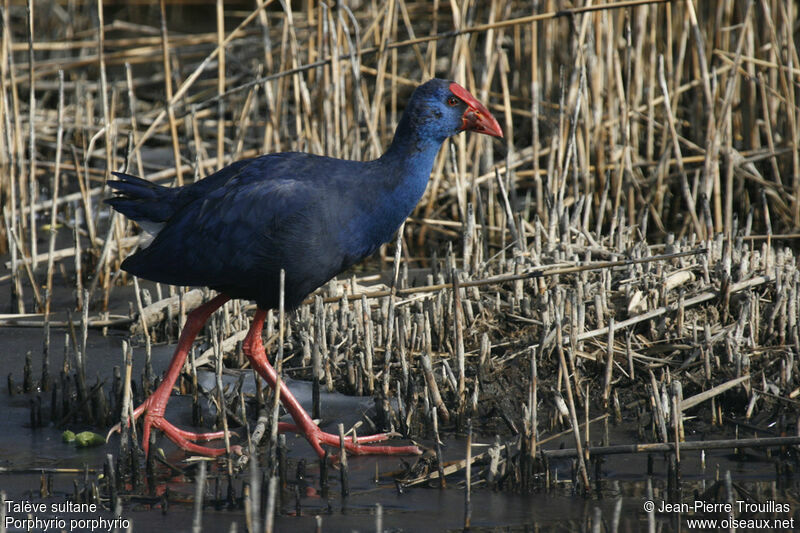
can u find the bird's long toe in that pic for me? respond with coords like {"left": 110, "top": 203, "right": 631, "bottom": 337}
{"left": 166, "top": 423, "right": 236, "bottom": 443}
{"left": 339, "top": 438, "right": 423, "bottom": 456}
{"left": 306, "top": 427, "right": 422, "bottom": 457}
{"left": 104, "top": 398, "right": 150, "bottom": 442}
{"left": 144, "top": 414, "right": 238, "bottom": 456}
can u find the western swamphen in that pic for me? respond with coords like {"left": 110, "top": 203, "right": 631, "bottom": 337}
{"left": 106, "top": 78, "right": 502, "bottom": 458}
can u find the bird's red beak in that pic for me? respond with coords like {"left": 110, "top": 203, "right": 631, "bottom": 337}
{"left": 449, "top": 82, "right": 504, "bottom": 138}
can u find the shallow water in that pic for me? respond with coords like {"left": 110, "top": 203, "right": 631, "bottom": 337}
{"left": 2, "top": 321, "right": 800, "bottom": 532}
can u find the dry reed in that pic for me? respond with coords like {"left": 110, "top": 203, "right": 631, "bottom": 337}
{"left": 2, "top": 0, "right": 800, "bottom": 505}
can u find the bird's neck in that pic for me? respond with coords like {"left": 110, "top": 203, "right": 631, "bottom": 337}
{"left": 379, "top": 121, "right": 444, "bottom": 195}
{"left": 341, "top": 124, "right": 444, "bottom": 258}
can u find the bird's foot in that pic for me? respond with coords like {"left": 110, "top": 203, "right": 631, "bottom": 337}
{"left": 279, "top": 422, "right": 422, "bottom": 458}
{"left": 140, "top": 413, "right": 242, "bottom": 457}
{"left": 106, "top": 390, "right": 241, "bottom": 457}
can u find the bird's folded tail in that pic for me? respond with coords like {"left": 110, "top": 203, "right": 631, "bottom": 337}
{"left": 106, "top": 172, "right": 180, "bottom": 233}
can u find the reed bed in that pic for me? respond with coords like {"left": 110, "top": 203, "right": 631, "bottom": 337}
{"left": 2, "top": 0, "right": 800, "bottom": 527}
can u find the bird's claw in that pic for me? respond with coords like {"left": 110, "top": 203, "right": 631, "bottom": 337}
{"left": 105, "top": 422, "right": 122, "bottom": 442}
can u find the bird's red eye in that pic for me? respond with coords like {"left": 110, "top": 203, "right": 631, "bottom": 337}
{"left": 447, "top": 95, "right": 459, "bottom": 106}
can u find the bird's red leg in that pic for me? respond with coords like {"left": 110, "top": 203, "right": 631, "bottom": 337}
{"left": 243, "top": 309, "right": 422, "bottom": 458}
{"left": 109, "top": 293, "right": 239, "bottom": 457}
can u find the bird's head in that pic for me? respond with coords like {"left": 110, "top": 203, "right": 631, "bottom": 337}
{"left": 403, "top": 78, "right": 503, "bottom": 144}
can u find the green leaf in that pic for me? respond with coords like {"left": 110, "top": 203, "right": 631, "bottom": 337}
{"left": 74, "top": 431, "right": 105, "bottom": 447}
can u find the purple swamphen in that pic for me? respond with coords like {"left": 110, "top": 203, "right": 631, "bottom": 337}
{"left": 106, "top": 78, "right": 503, "bottom": 457}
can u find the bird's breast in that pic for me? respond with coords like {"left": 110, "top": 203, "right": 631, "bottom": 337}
{"left": 339, "top": 177, "right": 426, "bottom": 261}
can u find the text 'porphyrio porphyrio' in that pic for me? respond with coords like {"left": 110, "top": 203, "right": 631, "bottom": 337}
{"left": 106, "top": 78, "right": 503, "bottom": 458}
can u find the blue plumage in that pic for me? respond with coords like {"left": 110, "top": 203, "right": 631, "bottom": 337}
{"left": 104, "top": 78, "right": 502, "bottom": 459}
{"left": 107, "top": 79, "right": 502, "bottom": 310}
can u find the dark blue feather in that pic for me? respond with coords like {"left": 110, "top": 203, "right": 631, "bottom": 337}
{"left": 106, "top": 79, "right": 478, "bottom": 310}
